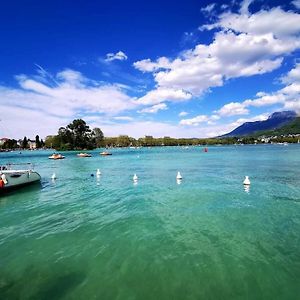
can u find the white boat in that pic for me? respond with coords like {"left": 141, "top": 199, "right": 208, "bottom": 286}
{"left": 77, "top": 153, "right": 92, "bottom": 157}
{"left": 0, "top": 163, "right": 41, "bottom": 192}
{"left": 48, "top": 153, "right": 65, "bottom": 159}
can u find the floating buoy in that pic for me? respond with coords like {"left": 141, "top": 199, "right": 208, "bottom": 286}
{"left": 51, "top": 173, "right": 57, "bottom": 180}
{"left": 96, "top": 169, "right": 101, "bottom": 176}
{"left": 176, "top": 171, "right": 182, "bottom": 180}
{"left": 133, "top": 174, "right": 138, "bottom": 181}
{"left": 243, "top": 176, "right": 250, "bottom": 185}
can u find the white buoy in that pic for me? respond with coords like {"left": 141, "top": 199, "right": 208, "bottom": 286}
{"left": 133, "top": 174, "right": 138, "bottom": 181}
{"left": 51, "top": 173, "right": 57, "bottom": 180}
{"left": 243, "top": 176, "right": 250, "bottom": 185}
{"left": 96, "top": 169, "right": 101, "bottom": 176}
{"left": 176, "top": 171, "right": 182, "bottom": 180}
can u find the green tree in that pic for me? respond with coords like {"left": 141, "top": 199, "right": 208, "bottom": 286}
{"left": 92, "top": 127, "right": 104, "bottom": 147}
{"left": 66, "top": 119, "right": 91, "bottom": 149}
{"left": 3, "top": 139, "right": 18, "bottom": 149}
{"left": 22, "top": 136, "right": 28, "bottom": 149}
{"left": 35, "top": 135, "right": 41, "bottom": 148}
{"left": 117, "top": 135, "right": 131, "bottom": 147}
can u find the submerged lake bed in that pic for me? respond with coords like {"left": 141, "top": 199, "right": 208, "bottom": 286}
{"left": 0, "top": 145, "right": 300, "bottom": 299}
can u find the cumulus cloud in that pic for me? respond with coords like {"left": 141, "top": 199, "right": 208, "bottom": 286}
{"left": 134, "top": 3, "right": 300, "bottom": 98}
{"left": 215, "top": 64, "right": 300, "bottom": 115}
{"left": 137, "top": 87, "right": 192, "bottom": 105}
{"left": 179, "top": 115, "right": 210, "bottom": 126}
{"left": 179, "top": 111, "right": 188, "bottom": 117}
{"left": 203, "top": 7, "right": 300, "bottom": 38}
{"left": 281, "top": 63, "right": 300, "bottom": 84}
{"left": 216, "top": 102, "right": 249, "bottom": 116}
{"left": 0, "top": 68, "right": 141, "bottom": 138}
{"left": 139, "top": 103, "right": 168, "bottom": 114}
{"left": 105, "top": 51, "right": 128, "bottom": 62}
{"left": 240, "top": 0, "right": 254, "bottom": 15}
{"left": 292, "top": 0, "right": 300, "bottom": 9}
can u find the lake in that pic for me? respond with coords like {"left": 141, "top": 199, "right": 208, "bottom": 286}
{"left": 0, "top": 145, "right": 300, "bottom": 299}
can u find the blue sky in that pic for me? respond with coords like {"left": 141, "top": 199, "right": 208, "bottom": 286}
{"left": 1, "top": 0, "right": 300, "bottom": 139}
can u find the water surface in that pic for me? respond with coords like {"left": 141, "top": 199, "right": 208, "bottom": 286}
{"left": 0, "top": 145, "right": 300, "bottom": 299}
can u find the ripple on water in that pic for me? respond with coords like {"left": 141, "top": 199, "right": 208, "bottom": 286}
{"left": 1, "top": 146, "right": 300, "bottom": 299}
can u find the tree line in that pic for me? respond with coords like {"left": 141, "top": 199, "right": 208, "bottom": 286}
{"left": 0, "top": 135, "right": 44, "bottom": 150}
{"left": 1, "top": 118, "right": 299, "bottom": 151}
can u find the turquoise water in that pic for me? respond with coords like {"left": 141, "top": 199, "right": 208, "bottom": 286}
{"left": 0, "top": 145, "right": 300, "bottom": 299}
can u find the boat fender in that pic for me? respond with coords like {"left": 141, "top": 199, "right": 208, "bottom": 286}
{"left": 0, "top": 179, "right": 4, "bottom": 188}
{"left": 1, "top": 174, "right": 8, "bottom": 185}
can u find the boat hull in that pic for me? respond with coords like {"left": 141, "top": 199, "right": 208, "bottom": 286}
{"left": 0, "top": 171, "right": 41, "bottom": 192}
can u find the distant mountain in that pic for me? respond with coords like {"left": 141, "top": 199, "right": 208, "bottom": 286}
{"left": 253, "top": 116, "right": 300, "bottom": 137}
{"left": 222, "top": 111, "right": 297, "bottom": 137}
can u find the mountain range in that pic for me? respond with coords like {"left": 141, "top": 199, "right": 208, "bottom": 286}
{"left": 222, "top": 111, "right": 299, "bottom": 137}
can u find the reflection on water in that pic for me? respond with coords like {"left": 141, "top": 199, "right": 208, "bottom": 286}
{"left": 244, "top": 184, "right": 250, "bottom": 193}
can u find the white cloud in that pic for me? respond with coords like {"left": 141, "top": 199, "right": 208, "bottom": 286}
{"left": 230, "top": 113, "right": 269, "bottom": 129}
{"left": 0, "top": 69, "right": 141, "bottom": 138}
{"left": 139, "top": 103, "right": 168, "bottom": 114}
{"left": 105, "top": 51, "right": 128, "bottom": 62}
{"left": 292, "top": 0, "right": 300, "bottom": 9}
{"left": 113, "top": 116, "right": 134, "bottom": 121}
{"left": 95, "top": 120, "right": 236, "bottom": 138}
{"left": 240, "top": 0, "right": 254, "bottom": 15}
{"left": 179, "top": 111, "right": 188, "bottom": 117}
{"left": 134, "top": 4, "right": 300, "bottom": 98}
{"left": 203, "top": 7, "right": 300, "bottom": 38}
{"left": 13, "top": 69, "right": 137, "bottom": 117}
{"left": 133, "top": 57, "right": 171, "bottom": 72}
{"left": 201, "top": 3, "right": 216, "bottom": 13}
{"left": 0, "top": 105, "right": 68, "bottom": 139}
{"left": 215, "top": 64, "right": 300, "bottom": 115}
{"left": 216, "top": 102, "right": 249, "bottom": 116}
{"left": 281, "top": 63, "right": 300, "bottom": 84}
{"left": 179, "top": 115, "right": 209, "bottom": 126}
{"left": 137, "top": 88, "right": 192, "bottom": 105}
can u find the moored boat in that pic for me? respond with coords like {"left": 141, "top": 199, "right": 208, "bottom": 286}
{"left": 48, "top": 153, "right": 65, "bottom": 159}
{"left": 0, "top": 163, "right": 41, "bottom": 192}
{"left": 77, "top": 153, "right": 92, "bottom": 157}
{"left": 100, "top": 151, "right": 112, "bottom": 156}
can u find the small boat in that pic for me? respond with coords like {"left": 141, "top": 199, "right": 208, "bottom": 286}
{"left": 0, "top": 163, "right": 41, "bottom": 192}
{"left": 48, "top": 153, "right": 65, "bottom": 160}
{"left": 100, "top": 152, "right": 112, "bottom": 156}
{"left": 77, "top": 153, "right": 92, "bottom": 157}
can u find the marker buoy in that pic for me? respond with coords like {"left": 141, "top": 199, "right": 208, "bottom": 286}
{"left": 176, "top": 171, "right": 182, "bottom": 180}
{"left": 51, "top": 173, "right": 56, "bottom": 180}
{"left": 96, "top": 169, "right": 101, "bottom": 176}
{"left": 243, "top": 176, "right": 250, "bottom": 185}
{"left": 133, "top": 174, "right": 138, "bottom": 181}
